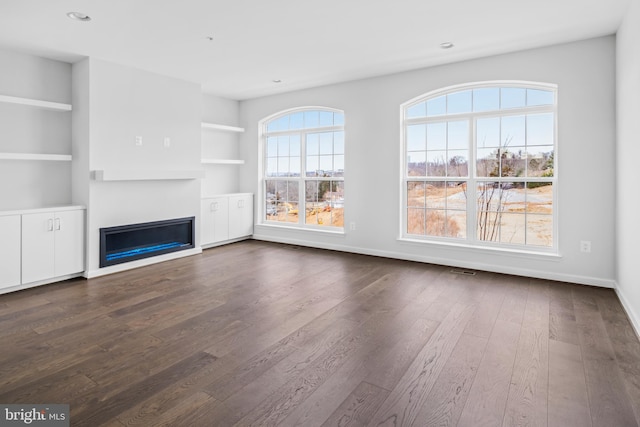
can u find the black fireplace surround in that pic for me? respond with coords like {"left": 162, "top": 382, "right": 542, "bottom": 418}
{"left": 99, "top": 217, "right": 195, "bottom": 268}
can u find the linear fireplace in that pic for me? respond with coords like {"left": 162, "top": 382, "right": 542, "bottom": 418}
{"left": 99, "top": 217, "right": 195, "bottom": 268}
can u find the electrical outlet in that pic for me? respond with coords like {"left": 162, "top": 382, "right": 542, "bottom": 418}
{"left": 580, "top": 240, "right": 591, "bottom": 253}
{"left": 135, "top": 136, "right": 143, "bottom": 146}
{"left": 350, "top": 222, "right": 356, "bottom": 231}
{"left": 163, "top": 137, "right": 171, "bottom": 148}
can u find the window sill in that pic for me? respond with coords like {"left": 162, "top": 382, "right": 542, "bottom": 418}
{"left": 256, "top": 222, "right": 345, "bottom": 236}
{"left": 397, "top": 236, "right": 561, "bottom": 260}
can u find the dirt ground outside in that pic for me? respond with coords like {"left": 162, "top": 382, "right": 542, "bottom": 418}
{"left": 407, "top": 183, "right": 553, "bottom": 246}
{"left": 268, "top": 203, "right": 344, "bottom": 227}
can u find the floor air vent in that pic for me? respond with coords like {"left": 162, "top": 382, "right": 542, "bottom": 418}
{"left": 449, "top": 269, "right": 477, "bottom": 276}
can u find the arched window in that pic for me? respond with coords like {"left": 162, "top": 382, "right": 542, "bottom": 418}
{"left": 402, "top": 82, "right": 556, "bottom": 250}
{"left": 261, "top": 108, "right": 344, "bottom": 230}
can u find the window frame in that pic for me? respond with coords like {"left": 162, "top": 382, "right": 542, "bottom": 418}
{"left": 400, "top": 81, "right": 558, "bottom": 253}
{"left": 259, "top": 106, "right": 345, "bottom": 232}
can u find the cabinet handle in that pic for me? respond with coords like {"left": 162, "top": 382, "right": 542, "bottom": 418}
{"left": 47, "top": 219, "right": 54, "bottom": 232}
{"left": 55, "top": 218, "right": 61, "bottom": 230}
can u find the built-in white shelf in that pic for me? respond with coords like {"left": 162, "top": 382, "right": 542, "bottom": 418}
{"left": 0, "top": 94, "right": 72, "bottom": 112}
{"left": 201, "top": 122, "right": 245, "bottom": 133}
{"left": 93, "top": 169, "right": 206, "bottom": 182}
{"left": 201, "top": 159, "right": 245, "bottom": 165}
{"left": 0, "top": 153, "right": 72, "bottom": 161}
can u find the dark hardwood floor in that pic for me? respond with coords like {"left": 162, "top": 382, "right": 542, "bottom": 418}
{"left": 1, "top": 240, "right": 639, "bottom": 426}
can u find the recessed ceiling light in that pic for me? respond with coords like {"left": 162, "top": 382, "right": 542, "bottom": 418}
{"left": 272, "top": 79, "right": 282, "bottom": 83}
{"left": 440, "top": 42, "right": 454, "bottom": 49}
{"left": 67, "top": 12, "right": 91, "bottom": 22}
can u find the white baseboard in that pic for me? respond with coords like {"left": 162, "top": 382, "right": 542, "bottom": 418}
{"left": 251, "top": 235, "right": 615, "bottom": 288}
{"left": 201, "top": 236, "right": 251, "bottom": 250}
{"left": 0, "top": 273, "right": 84, "bottom": 295}
{"left": 615, "top": 285, "right": 640, "bottom": 340}
{"left": 85, "top": 247, "right": 202, "bottom": 279}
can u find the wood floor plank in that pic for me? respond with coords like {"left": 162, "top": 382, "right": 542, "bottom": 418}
{"left": 0, "top": 240, "right": 639, "bottom": 427}
{"left": 31, "top": 290, "right": 166, "bottom": 335}
{"left": 234, "top": 294, "right": 411, "bottom": 426}
{"left": 548, "top": 282, "right": 580, "bottom": 345}
{"left": 213, "top": 308, "right": 367, "bottom": 425}
{"left": 320, "top": 381, "right": 390, "bottom": 427}
{"left": 364, "top": 317, "right": 439, "bottom": 392}
{"left": 456, "top": 319, "right": 522, "bottom": 427}
{"left": 548, "top": 339, "right": 592, "bottom": 427}
{"left": 205, "top": 272, "right": 392, "bottom": 360}
{"left": 277, "top": 304, "right": 438, "bottom": 426}
{"left": 205, "top": 342, "right": 299, "bottom": 401}
{"left": 502, "top": 280, "right": 550, "bottom": 427}
{"left": 270, "top": 350, "right": 371, "bottom": 427}
{"left": 367, "top": 302, "right": 477, "bottom": 426}
{"left": 71, "top": 351, "right": 217, "bottom": 426}
{"left": 0, "top": 294, "right": 51, "bottom": 315}
{"left": 97, "top": 418, "right": 126, "bottom": 427}
{"left": 463, "top": 275, "right": 508, "bottom": 338}
{"left": 572, "top": 286, "right": 639, "bottom": 427}
{"left": 85, "top": 320, "right": 248, "bottom": 403}
{"left": 0, "top": 344, "right": 105, "bottom": 393}
{"left": 495, "top": 278, "right": 530, "bottom": 325}
{"left": 596, "top": 289, "right": 640, "bottom": 422}
{"left": 118, "top": 391, "right": 218, "bottom": 427}
{"left": 414, "top": 332, "right": 488, "bottom": 427}
{"left": 114, "top": 355, "right": 235, "bottom": 426}
{"left": 152, "top": 392, "right": 222, "bottom": 427}
{"left": 0, "top": 304, "right": 66, "bottom": 338}
{"left": 0, "top": 371, "right": 96, "bottom": 406}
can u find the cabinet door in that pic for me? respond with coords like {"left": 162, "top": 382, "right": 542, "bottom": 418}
{"left": 201, "top": 198, "right": 228, "bottom": 245}
{"left": 229, "top": 194, "right": 253, "bottom": 239}
{"left": 0, "top": 215, "right": 21, "bottom": 289}
{"left": 211, "top": 197, "right": 229, "bottom": 243}
{"left": 54, "top": 210, "right": 84, "bottom": 277}
{"left": 201, "top": 199, "right": 215, "bottom": 246}
{"left": 21, "top": 212, "right": 55, "bottom": 284}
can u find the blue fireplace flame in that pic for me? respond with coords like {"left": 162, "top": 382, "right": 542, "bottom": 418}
{"left": 106, "top": 242, "right": 187, "bottom": 261}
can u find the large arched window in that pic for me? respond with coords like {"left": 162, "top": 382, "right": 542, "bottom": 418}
{"left": 261, "top": 108, "right": 344, "bottom": 230}
{"left": 402, "top": 82, "right": 557, "bottom": 251}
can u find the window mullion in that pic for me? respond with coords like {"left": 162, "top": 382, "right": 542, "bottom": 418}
{"left": 405, "top": 105, "right": 553, "bottom": 126}
{"left": 468, "top": 118, "right": 477, "bottom": 242}
{"left": 299, "top": 130, "right": 306, "bottom": 225}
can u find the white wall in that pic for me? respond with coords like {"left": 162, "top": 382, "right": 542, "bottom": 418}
{"left": 616, "top": 0, "right": 640, "bottom": 335}
{"left": 73, "top": 58, "right": 202, "bottom": 276}
{"left": 201, "top": 95, "right": 243, "bottom": 196}
{"left": 0, "top": 49, "right": 72, "bottom": 211}
{"left": 240, "top": 37, "right": 617, "bottom": 287}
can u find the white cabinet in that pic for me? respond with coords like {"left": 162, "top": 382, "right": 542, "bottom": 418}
{"left": 201, "top": 194, "right": 253, "bottom": 247}
{"left": 229, "top": 194, "right": 254, "bottom": 240}
{"left": 0, "top": 215, "right": 21, "bottom": 289}
{"left": 21, "top": 209, "right": 84, "bottom": 284}
{"left": 201, "top": 197, "right": 229, "bottom": 245}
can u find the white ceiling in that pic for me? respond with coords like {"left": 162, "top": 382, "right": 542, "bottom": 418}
{"left": 0, "top": 0, "right": 630, "bottom": 100}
